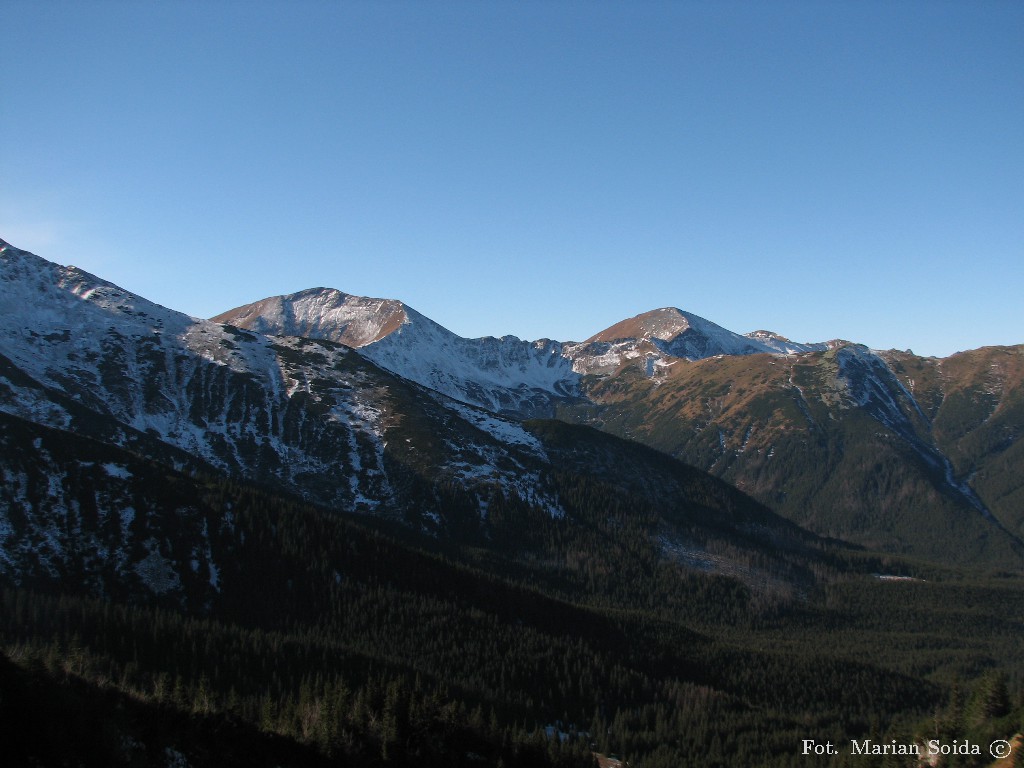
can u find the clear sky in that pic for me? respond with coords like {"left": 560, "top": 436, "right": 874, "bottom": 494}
{"left": 2, "top": 1, "right": 1021, "bottom": 356}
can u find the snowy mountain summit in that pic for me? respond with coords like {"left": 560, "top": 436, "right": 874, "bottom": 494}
{"left": 215, "top": 288, "right": 581, "bottom": 417}
{"left": 587, "top": 307, "right": 780, "bottom": 360}
{"left": 585, "top": 307, "right": 827, "bottom": 358}
{"left": 211, "top": 288, "right": 411, "bottom": 347}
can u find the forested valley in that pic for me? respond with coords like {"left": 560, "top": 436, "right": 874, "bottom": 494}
{"left": 2, "top": 446, "right": 1022, "bottom": 768}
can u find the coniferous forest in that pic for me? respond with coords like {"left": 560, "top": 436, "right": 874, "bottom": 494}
{"left": 1, "top": 414, "right": 1022, "bottom": 767}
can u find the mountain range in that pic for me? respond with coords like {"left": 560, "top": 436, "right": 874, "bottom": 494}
{"left": 215, "top": 281, "right": 1024, "bottom": 566}
{"left": 0, "top": 238, "right": 830, "bottom": 597}
{"left": 3, "top": 234, "right": 1022, "bottom": 580}
{"left": 2, "top": 236, "right": 1023, "bottom": 767}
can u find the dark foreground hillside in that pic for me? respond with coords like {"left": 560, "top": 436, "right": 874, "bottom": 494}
{"left": 2, "top": 450, "right": 1022, "bottom": 767}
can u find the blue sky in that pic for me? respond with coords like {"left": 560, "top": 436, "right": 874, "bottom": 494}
{"left": 2, "top": 1, "right": 1021, "bottom": 356}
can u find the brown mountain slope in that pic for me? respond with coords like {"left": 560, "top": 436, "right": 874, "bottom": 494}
{"left": 557, "top": 344, "right": 1023, "bottom": 565}
{"left": 882, "top": 345, "right": 1024, "bottom": 538}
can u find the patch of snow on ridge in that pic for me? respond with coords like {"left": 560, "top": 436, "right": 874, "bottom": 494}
{"left": 440, "top": 399, "right": 547, "bottom": 458}
{"left": 745, "top": 330, "right": 829, "bottom": 355}
{"left": 102, "top": 463, "right": 132, "bottom": 479}
{"left": 835, "top": 347, "right": 916, "bottom": 435}
{"left": 431, "top": 399, "right": 563, "bottom": 519}
{"left": 564, "top": 340, "right": 642, "bottom": 375}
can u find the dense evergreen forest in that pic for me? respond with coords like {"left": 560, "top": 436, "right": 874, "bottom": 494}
{"left": 2, "top": 452, "right": 1023, "bottom": 767}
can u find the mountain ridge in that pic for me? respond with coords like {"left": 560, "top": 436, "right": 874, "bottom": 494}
{"left": 2, "top": 238, "right": 839, "bottom": 596}
{"left": 213, "top": 287, "right": 843, "bottom": 419}
{"left": 3, "top": 237, "right": 1022, "bottom": 564}
{"left": 210, "top": 274, "right": 1023, "bottom": 562}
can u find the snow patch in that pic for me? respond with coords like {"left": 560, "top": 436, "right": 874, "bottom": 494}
{"left": 441, "top": 400, "right": 546, "bottom": 457}
{"left": 102, "top": 463, "right": 132, "bottom": 479}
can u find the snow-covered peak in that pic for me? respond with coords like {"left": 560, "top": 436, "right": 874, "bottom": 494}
{"left": 211, "top": 287, "right": 413, "bottom": 348}
{"left": 214, "top": 288, "right": 581, "bottom": 416}
{"left": 586, "top": 307, "right": 776, "bottom": 361}
{"left": 587, "top": 307, "right": 693, "bottom": 343}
